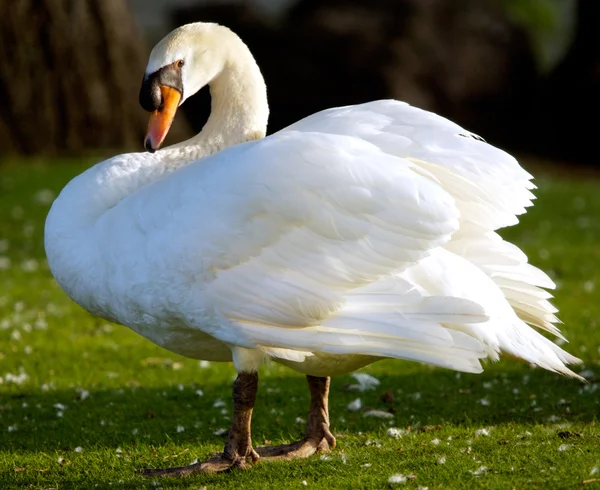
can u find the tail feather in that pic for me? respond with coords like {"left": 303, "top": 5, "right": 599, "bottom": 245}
{"left": 231, "top": 288, "right": 490, "bottom": 374}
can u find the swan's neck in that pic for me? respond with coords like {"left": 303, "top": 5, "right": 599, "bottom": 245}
{"left": 164, "top": 47, "right": 269, "bottom": 162}
{"left": 46, "top": 31, "right": 269, "bottom": 256}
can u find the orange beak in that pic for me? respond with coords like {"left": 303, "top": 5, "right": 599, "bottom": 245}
{"left": 144, "top": 85, "right": 182, "bottom": 152}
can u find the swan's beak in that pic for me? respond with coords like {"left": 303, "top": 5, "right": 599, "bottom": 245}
{"left": 144, "top": 86, "right": 182, "bottom": 153}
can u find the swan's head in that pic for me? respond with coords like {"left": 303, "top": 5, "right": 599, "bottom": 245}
{"left": 139, "top": 23, "right": 230, "bottom": 152}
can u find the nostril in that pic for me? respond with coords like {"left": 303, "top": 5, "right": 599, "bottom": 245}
{"left": 144, "top": 137, "right": 156, "bottom": 153}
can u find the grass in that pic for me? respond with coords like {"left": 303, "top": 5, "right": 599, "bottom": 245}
{"left": 0, "top": 158, "right": 599, "bottom": 489}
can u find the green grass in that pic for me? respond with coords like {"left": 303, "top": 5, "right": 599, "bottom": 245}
{"left": 0, "top": 159, "right": 599, "bottom": 489}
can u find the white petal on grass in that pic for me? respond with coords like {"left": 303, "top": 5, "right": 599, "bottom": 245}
{"left": 478, "top": 398, "right": 490, "bottom": 406}
{"left": 431, "top": 438, "right": 440, "bottom": 445}
{"left": 74, "top": 446, "right": 83, "bottom": 453}
{"left": 213, "top": 399, "right": 226, "bottom": 408}
{"left": 34, "top": 189, "right": 56, "bottom": 205}
{"left": 0, "top": 257, "right": 11, "bottom": 270}
{"left": 301, "top": 481, "right": 308, "bottom": 486}
{"left": 54, "top": 403, "right": 67, "bottom": 410}
{"left": 213, "top": 428, "right": 228, "bottom": 436}
{"left": 7, "top": 425, "right": 17, "bottom": 432}
{"left": 347, "top": 372, "right": 380, "bottom": 392}
{"left": 76, "top": 388, "right": 90, "bottom": 401}
{"left": 437, "top": 456, "right": 446, "bottom": 465}
{"left": 475, "top": 428, "right": 490, "bottom": 437}
{"left": 470, "top": 466, "right": 489, "bottom": 476}
{"left": 20, "top": 259, "right": 39, "bottom": 272}
{"left": 347, "top": 398, "right": 362, "bottom": 412}
{"left": 199, "top": 360, "right": 211, "bottom": 369}
{"left": 590, "top": 466, "right": 599, "bottom": 476}
{"left": 296, "top": 417, "right": 306, "bottom": 424}
{"left": 3, "top": 371, "right": 29, "bottom": 385}
{"left": 387, "top": 427, "right": 407, "bottom": 438}
{"left": 558, "top": 444, "right": 571, "bottom": 452}
{"left": 388, "top": 474, "right": 407, "bottom": 484}
{"left": 176, "top": 425, "right": 185, "bottom": 433}
{"left": 363, "top": 410, "right": 394, "bottom": 419}
{"left": 195, "top": 389, "right": 204, "bottom": 396}
{"left": 361, "top": 463, "right": 372, "bottom": 468}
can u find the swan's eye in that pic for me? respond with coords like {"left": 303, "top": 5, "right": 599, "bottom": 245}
{"left": 176, "top": 59, "right": 185, "bottom": 68}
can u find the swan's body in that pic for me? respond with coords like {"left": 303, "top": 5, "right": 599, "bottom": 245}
{"left": 45, "top": 22, "right": 581, "bottom": 475}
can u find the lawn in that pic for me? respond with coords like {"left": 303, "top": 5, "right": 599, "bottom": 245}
{"left": 0, "top": 158, "right": 598, "bottom": 489}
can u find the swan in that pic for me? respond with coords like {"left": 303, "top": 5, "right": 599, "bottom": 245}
{"left": 44, "top": 22, "right": 582, "bottom": 476}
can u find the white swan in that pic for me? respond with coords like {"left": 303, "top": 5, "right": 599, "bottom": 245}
{"left": 44, "top": 22, "right": 581, "bottom": 475}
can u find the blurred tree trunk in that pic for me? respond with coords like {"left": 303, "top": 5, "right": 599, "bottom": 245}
{"left": 0, "top": 0, "right": 189, "bottom": 156}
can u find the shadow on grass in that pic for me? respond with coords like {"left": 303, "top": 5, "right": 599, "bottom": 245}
{"left": 1, "top": 362, "right": 596, "bottom": 455}
{"left": 1, "top": 361, "right": 598, "bottom": 489}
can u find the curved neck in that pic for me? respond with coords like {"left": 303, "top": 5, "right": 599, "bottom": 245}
{"left": 162, "top": 43, "right": 269, "bottom": 163}
{"left": 46, "top": 29, "right": 269, "bottom": 242}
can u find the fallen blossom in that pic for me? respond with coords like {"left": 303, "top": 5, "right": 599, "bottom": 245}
{"left": 386, "top": 427, "right": 406, "bottom": 438}
{"left": 470, "top": 466, "right": 488, "bottom": 476}
{"left": 347, "top": 398, "right": 362, "bottom": 412}
{"left": 363, "top": 410, "right": 393, "bottom": 419}
{"left": 347, "top": 373, "right": 380, "bottom": 392}
{"left": 388, "top": 474, "right": 407, "bottom": 484}
{"left": 76, "top": 388, "right": 90, "bottom": 401}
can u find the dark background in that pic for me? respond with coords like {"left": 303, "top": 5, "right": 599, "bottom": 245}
{"left": 0, "top": 0, "right": 597, "bottom": 165}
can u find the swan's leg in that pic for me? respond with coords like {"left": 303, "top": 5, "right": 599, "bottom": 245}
{"left": 139, "top": 372, "right": 259, "bottom": 477}
{"left": 256, "top": 375, "right": 336, "bottom": 459}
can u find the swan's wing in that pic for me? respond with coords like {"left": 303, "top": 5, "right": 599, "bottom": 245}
{"left": 127, "top": 130, "right": 490, "bottom": 371}
{"left": 285, "top": 100, "right": 558, "bottom": 335}
{"left": 284, "top": 99, "right": 535, "bottom": 231}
